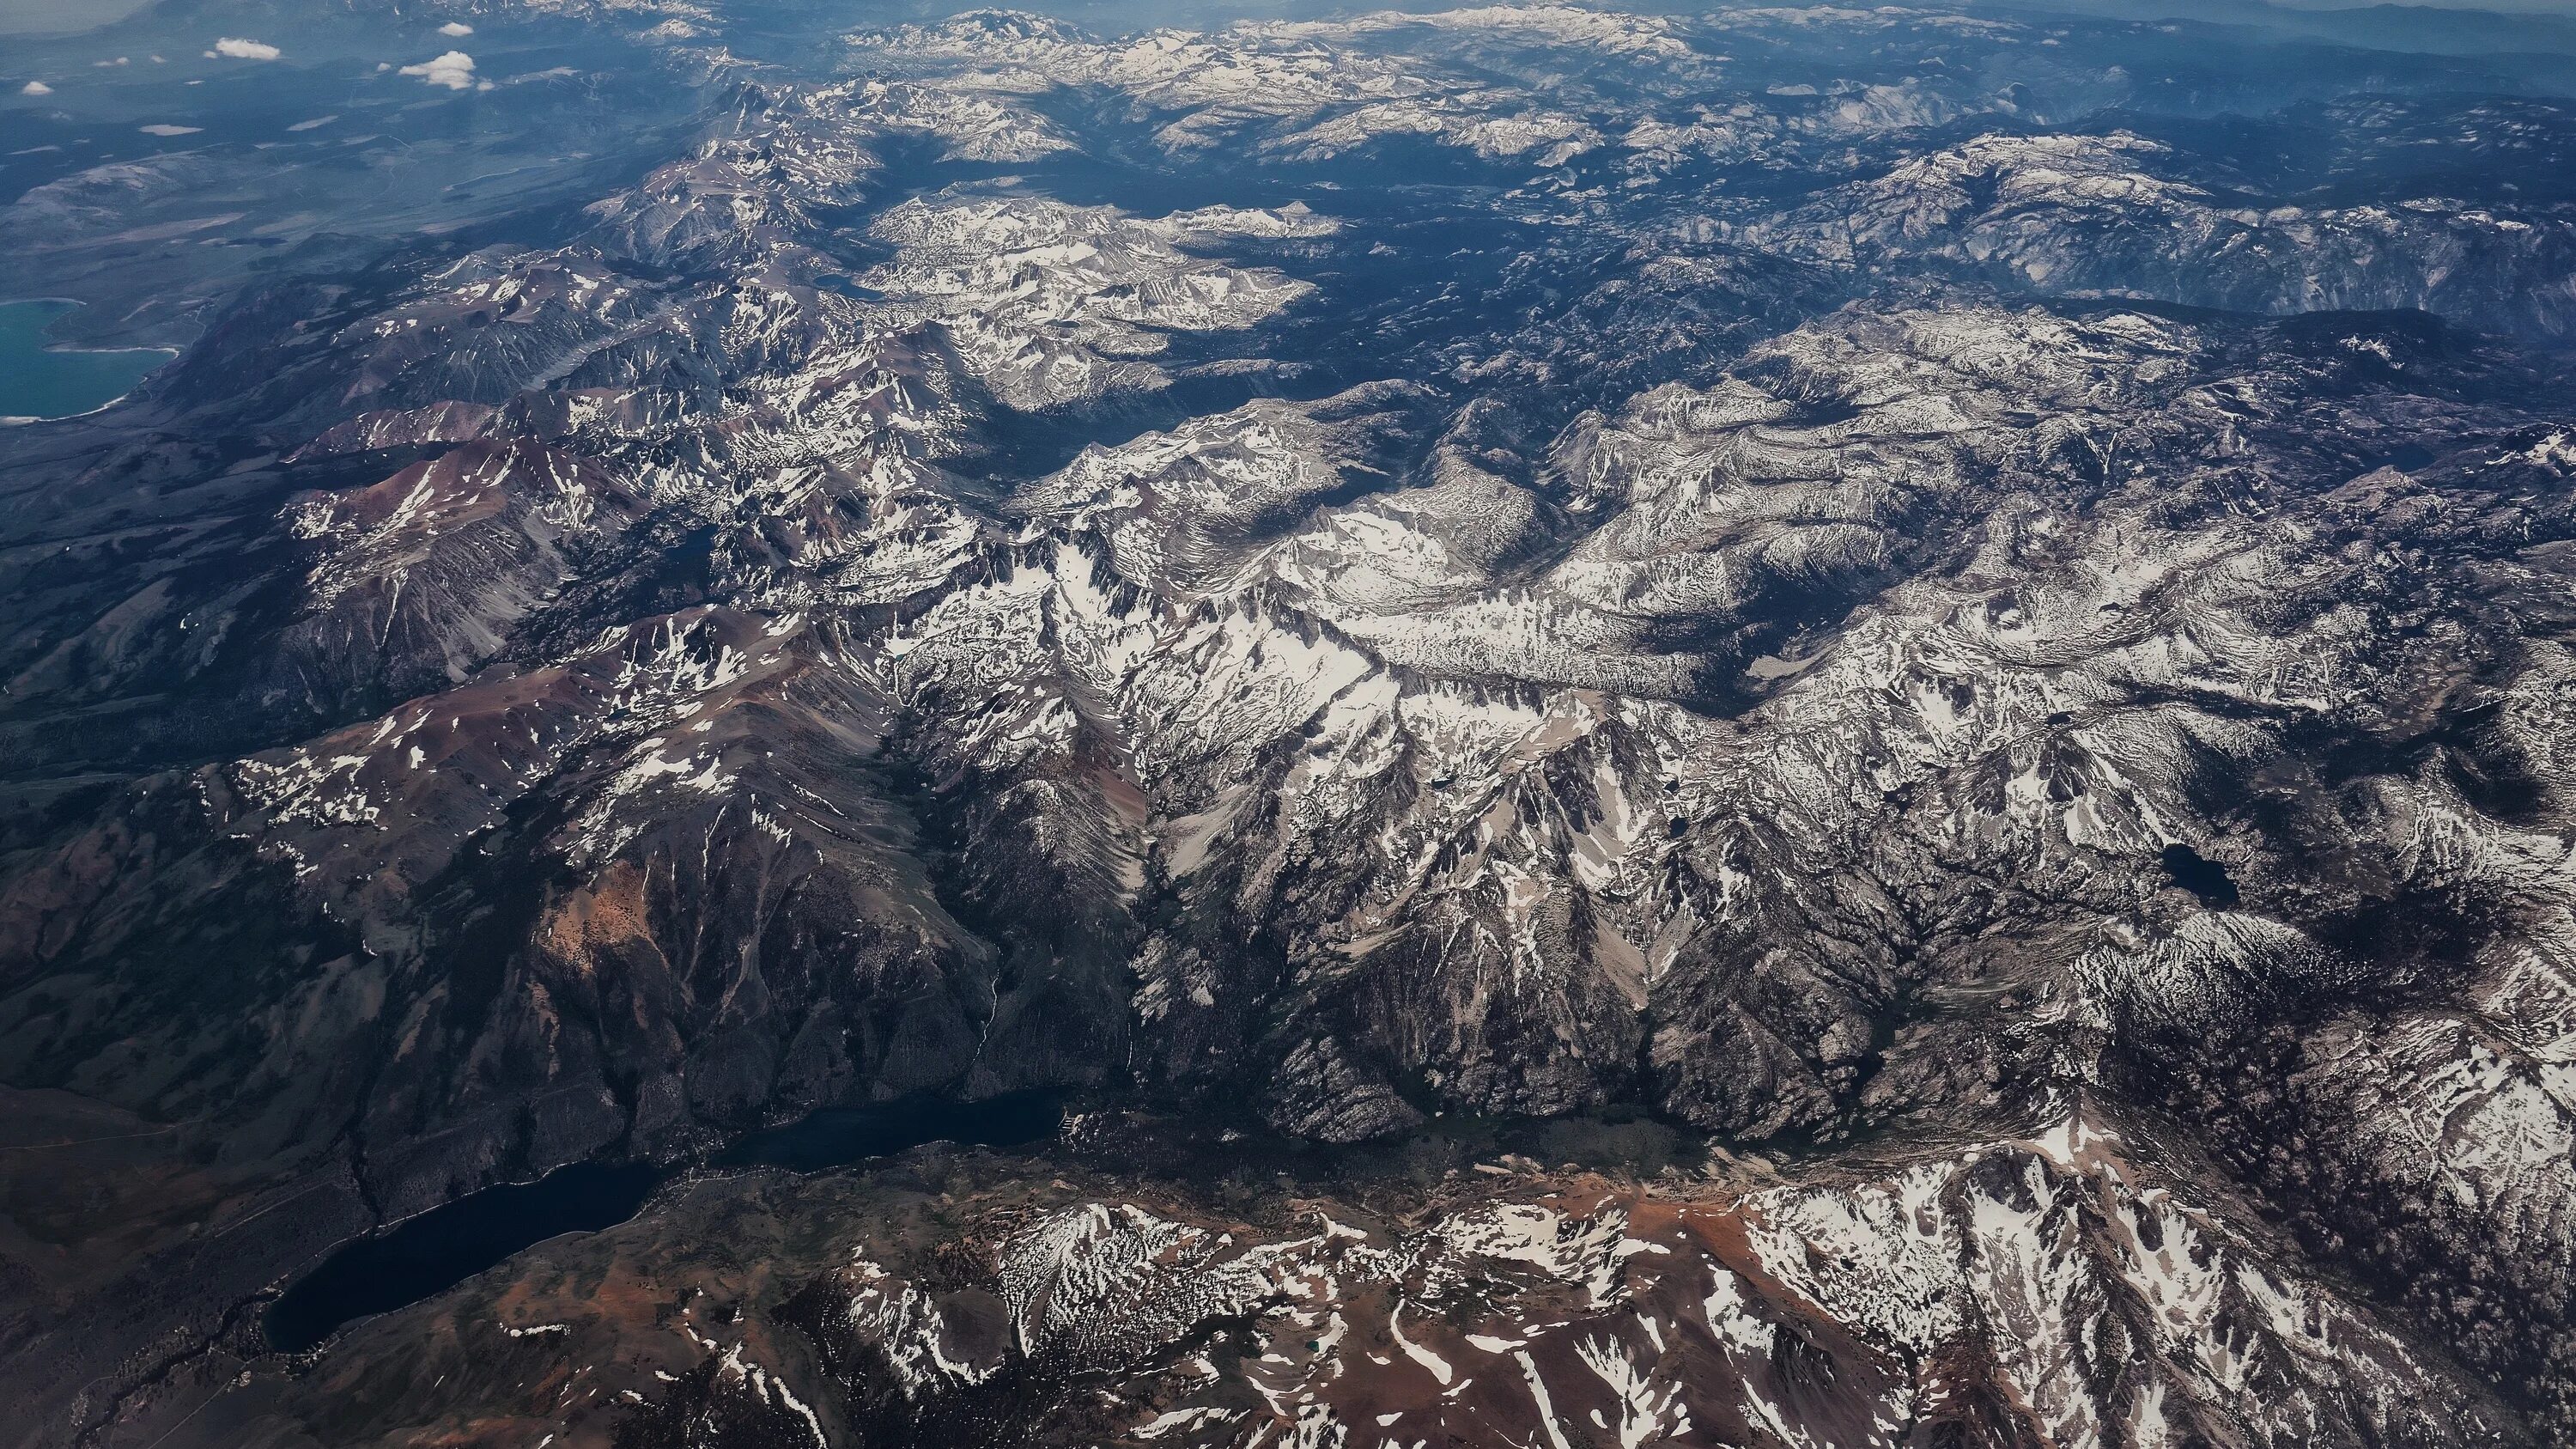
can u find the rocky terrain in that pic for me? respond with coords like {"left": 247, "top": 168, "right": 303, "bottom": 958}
{"left": 180, "top": 1117, "right": 2521, "bottom": 1449}
{"left": 8, "top": 1, "right": 2576, "bottom": 1446}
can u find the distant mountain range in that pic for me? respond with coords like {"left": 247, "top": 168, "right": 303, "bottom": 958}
{"left": 2007, "top": 0, "right": 2576, "bottom": 57}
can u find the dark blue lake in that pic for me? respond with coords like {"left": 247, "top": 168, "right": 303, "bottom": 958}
{"left": 0, "top": 300, "right": 173, "bottom": 423}
{"left": 263, "top": 1091, "right": 1060, "bottom": 1353}
{"left": 2160, "top": 843, "right": 2241, "bottom": 908}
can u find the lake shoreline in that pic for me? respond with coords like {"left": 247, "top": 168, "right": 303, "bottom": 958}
{"left": 0, "top": 296, "right": 178, "bottom": 424}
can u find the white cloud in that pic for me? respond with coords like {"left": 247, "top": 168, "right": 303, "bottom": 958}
{"left": 207, "top": 38, "right": 282, "bottom": 60}
{"left": 19, "top": 80, "right": 52, "bottom": 96}
{"left": 438, "top": 21, "right": 474, "bottom": 36}
{"left": 139, "top": 124, "right": 202, "bottom": 136}
{"left": 398, "top": 50, "right": 477, "bottom": 90}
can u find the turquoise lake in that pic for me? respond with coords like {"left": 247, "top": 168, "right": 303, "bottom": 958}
{"left": 0, "top": 300, "right": 174, "bottom": 423}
